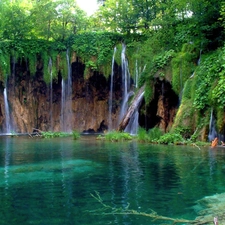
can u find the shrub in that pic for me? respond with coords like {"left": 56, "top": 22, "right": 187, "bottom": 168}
{"left": 104, "top": 131, "right": 133, "bottom": 142}
{"left": 158, "top": 132, "right": 185, "bottom": 145}
{"left": 41, "top": 131, "right": 69, "bottom": 138}
{"left": 137, "top": 127, "right": 148, "bottom": 142}
{"left": 72, "top": 130, "right": 80, "bottom": 140}
{"left": 147, "top": 127, "right": 163, "bottom": 142}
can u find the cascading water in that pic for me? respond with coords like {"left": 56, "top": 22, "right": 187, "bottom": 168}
{"left": 3, "top": 88, "right": 12, "bottom": 134}
{"left": 60, "top": 49, "right": 72, "bottom": 132}
{"left": 208, "top": 108, "right": 217, "bottom": 141}
{"left": 124, "top": 91, "right": 144, "bottom": 135}
{"left": 119, "top": 44, "right": 132, "bottom": 122}
{"left": 48, "top": 57, "right": 53, "bottom": 130}
{"left": 108, "top": 47, "right": 117, "bottom": 131}
{"left": 135, "top": 60, "right": 138, "bottom": 88}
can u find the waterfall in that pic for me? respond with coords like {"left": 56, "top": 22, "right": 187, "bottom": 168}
{"left": 208, "top": 108, "right": 217, "bottom": 141}
{"left": 135, "top": 60, "right": 138, "bottom": 88}
{"left": 119, "top": 44, "right": 131, "bottom": 122}
{"left": 190, "top": 49, "right": 202, "bottom": 79}
{"left": 197, "top": 49, "right": 202, "bottom": 65}
{"left": 3, "top": 88, "right": 12, "bottom": 134}
{"left": 60, "top": 49, "right": 72, "bottom": 132}
{"left": 108, "top": 47, "right": 117, "bottom": 131}
{"left": 124, "top": 91, "right": 144, "bottom": 135}
{"left": 48, "top": 57, "right": 53, "bottom": 131}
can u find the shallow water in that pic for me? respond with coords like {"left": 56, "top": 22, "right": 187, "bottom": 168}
{"left": 0, "top": 136, "right": 225, "bottom": 225}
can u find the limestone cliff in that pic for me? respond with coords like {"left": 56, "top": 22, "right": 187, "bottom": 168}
{"left": 0, "top": 58, "right": 179, "bottom": 134}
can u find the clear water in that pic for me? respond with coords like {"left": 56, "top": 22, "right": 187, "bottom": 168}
{"left": 0, "top": 136, "right": 225, "bottom": 225}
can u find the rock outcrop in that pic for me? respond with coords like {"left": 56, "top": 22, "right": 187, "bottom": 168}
{"left": 0, "top": 58, "right": 179, "bottom": 134}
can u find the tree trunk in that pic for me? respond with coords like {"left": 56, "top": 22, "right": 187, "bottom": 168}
{"left": 118, "top": 85, "right": 145, "bottom": 131}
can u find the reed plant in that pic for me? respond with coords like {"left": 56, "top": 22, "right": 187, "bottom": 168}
{"left": 72, "top": 130, "right": 80, "bottom": 140}
{"left": 41, "top": 131, "right": 69, "bottom": 138}
{"left": 104, "top": 131, "right": 133, "bottom": 142}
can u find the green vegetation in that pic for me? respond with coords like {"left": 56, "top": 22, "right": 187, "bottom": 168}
{"left": 137, "top": 127, "right": 162, "bottom": 143}
{"left": 0, "top": 0, "right": 224, "bottom": 139}
{"left": 98, "top": 131, "right": 133, "bottom": 142}
{"left": 72, "top": 130, "right": 80, "bottom": 140}
{"left": 98, "top": 128, "right": 210, "bottom": 146}
{"left": 41, "top": 131, "right": 70, "bottom": 138}
{"left": 40, "top": 131, "right": 81, "bottom": 139}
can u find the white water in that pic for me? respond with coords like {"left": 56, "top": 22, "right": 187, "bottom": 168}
{"left": 3, "top": 88, "right": 11, "bottom": 133}
{"left": 208, "top": 108, "right": 217, "bottom": 141}
{"left": 124, "top": 91, "right": 144, "bottom": 135}
{"left": 119, "top": 44, "right": 131, "bottom": 122}
{"left": 108, "top": 47, "right": 117, "bottom": 131}
{"left": 48, "top": 57, "right": 53, "bottom": 131}
{"left": 60, "top": 49, "right": 72, "bottom": 132}
{"left": 135, "top": 60, "right": 138, "bottom": 88}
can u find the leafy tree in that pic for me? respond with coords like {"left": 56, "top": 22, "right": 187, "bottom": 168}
{"left": 0, "top": 1, "right": 31, "bottom": 39}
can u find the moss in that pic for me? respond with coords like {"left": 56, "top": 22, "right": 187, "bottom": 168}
{"left": 216, "top": 107, "right": 224, "bottom": 132}
{"left": 171, "top": 44, "right": 197, "bottom": 95}
{"left": 28, "top": 54, "right": 37, "bottom": 76}
{"left": 144, "top": 79, "right": 154, "bottom": 104}
{"left": 0, "top": 53, "right": 10, "bottom": 80}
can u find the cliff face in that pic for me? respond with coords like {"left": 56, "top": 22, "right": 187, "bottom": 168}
{"left": 139, "top": 78, "right": 179, "bottom": 132}
{"left": 0, "top": 59, "right": 121, "bottom": 133}
{"left": 0, "top": 59, "right": 179, "bottom": 134}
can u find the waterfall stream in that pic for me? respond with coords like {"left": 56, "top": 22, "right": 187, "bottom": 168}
{"left": 208, "top": 108, "right": 217, "bottom": 141}
{"left": 108, "top": 47, "right": 117, "bottom": 131}
{"left": 3, "top": 88, "right": 12, "bottom": 133}
{"left": 60, "top": 49, "right": 72, "bottom": 132}
{"left": 124, "top": 91, "right": 144, "bottom": 135}
{"left": 119, "top": 44, "right": 132, "bottom": 122}
{"left": 48, "top": 57, "right": 53, "bottom": 131}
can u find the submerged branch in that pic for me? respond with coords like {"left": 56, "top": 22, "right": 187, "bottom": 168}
{"left": 89, "top": 191, "right": 213, "bottom": 224}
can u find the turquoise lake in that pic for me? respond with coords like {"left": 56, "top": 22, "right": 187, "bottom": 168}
{"left": 0, "top": 135, "right": 225, "bottom": 224}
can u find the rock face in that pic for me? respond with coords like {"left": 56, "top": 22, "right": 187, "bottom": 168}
{"left": 0, "top": 58, "right": 179, "bottom": 134}
{"left": 0, "top": 59, "right": 122, "bottom": 133}
{"left": 139, "top": 78, "right": 179, "bottom": 132}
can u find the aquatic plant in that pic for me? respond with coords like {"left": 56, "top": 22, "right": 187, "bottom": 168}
{"left": 104, "top": 131, "right": 133, "bottom": 142}
{"left": 158, "top": 132, "right": 185, "bottom": 145}
{"left": 72, "top": 130, "right": 80, "bottom": 140}
{"left": 41, "top": 131, "right": 69, "bottom": 138}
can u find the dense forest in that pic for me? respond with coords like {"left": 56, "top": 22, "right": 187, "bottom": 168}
{"left": 0, "top": 0, "right": 225, "bottom": 142}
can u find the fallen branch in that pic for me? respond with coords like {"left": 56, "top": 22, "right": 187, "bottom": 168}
{"left": 89, "top": 191, "right": 213, "bottom": 224}
{"left": 192, "top": 143, "right": 201, "bottom": 150}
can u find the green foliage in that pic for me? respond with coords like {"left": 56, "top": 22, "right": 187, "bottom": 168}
{"left": 137, "top": 127, "right": 163, "bottom": 143}
{"left": 58, "top": 51, "right": 68, "bottom": 79}
{"left": 84, "top": 60, "right": 98, "bottom": 77}
{"left": 216, "top": 107, "right": 224, "bottom": 133}
{"left": 182, "top": 79, "right": 194, "bottom": 101}
{"left": 104, "top": 131, "right": 133, "bottom": 142}
{"left": 41, "top": 131, "right": 70, "bottom": 138}
{"left": 0, "top": 53, "right": 10, "bottom": 79}
{"left": 71, "top": 32, "right": 122, "bottom": 74}
{"left": 137, "top": 127, "right": 148, "bottom": 142}
{"left": 72, "top": 130, "right": 80, "bottom": 140}
{"left": 144, "top": 80, "right": 154, "bottom": 104}
{"left": 171, "top": 43, "right": 197, "bottom": 95}
{"left": 158, "top": 132, "right": 185, "bottom": 145}
{"left": 28, "top": 54, "right": 37, "bottom": 76}
{"left": 148, "top": 127, "right": 163, "bottom": 142}
{"left": 42, "top": 52, "right": 51, "bottom": 83}
{"left": 193, "top": 49, "right": 223, "bottom": 110}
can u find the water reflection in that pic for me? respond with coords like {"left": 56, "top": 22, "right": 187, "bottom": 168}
{"left": 0, "top": 138, "right": 225, "bottom": 224}
{"left": 4, "top": 138, "right": 11, "bottom": 194}
{"left": 60, "top": 140, "right": 73, "bottom": 222}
